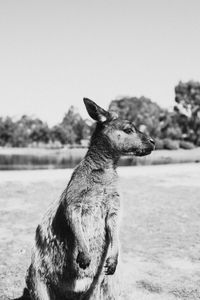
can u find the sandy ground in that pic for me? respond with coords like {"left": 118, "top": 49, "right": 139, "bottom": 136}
{"left": 0, "top": 163, "right": 200, "bottom": 299}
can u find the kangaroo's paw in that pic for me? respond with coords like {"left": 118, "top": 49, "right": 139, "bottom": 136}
{"left": 104, "top": 256, "right": 118, "bottom": 275}
{"left": 76, "top": 251, "right": 91, "bottom": 269}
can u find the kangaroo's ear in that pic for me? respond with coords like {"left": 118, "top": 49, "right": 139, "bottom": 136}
{"left": 83, "top": 98, "right": 110, "bottom": 122}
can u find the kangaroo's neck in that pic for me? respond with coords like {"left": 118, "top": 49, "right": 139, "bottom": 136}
{"left": 85, "top": 136, "right": 120, "bottom": 171}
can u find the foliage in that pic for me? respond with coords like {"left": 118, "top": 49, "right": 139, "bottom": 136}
{"left": 163, "top": 138, "right": 180, "bottom": 150}
{"left": 0, "top": 117, "right": 16, "bottom": 146}
{"left": 50, "top": 125, "right": 68, "bottom": 145}
{"left": 0, "top": 81, "right": 200, "bottom": 148}
{"left": 179, "top": 140, "right": 195, "bottom": 150}
{"left": 59, "top": 106, "right": 90, "bottom": 144}
{"left": 174, "top": 81, "right": 200, "bottom": 145}
{"left": 0, "top": 116, "right": 51, "bottom": 147}
{"left": 29, "top": 122, "right": 50, "bottom": 144}
{"left": 154, "top": 138, "right": 165, "bottom": 150}
{"left": 0, "top": 107, "right": 90, "bottom": 147}
{"left": 159, "top": 112, "right": 183, "bottom": 140}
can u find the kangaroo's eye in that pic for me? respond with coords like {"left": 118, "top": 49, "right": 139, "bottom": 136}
{"left": 123, "top": 128, "right": 133, "bottom": 134}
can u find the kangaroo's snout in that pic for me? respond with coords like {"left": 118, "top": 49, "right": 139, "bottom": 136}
{"left": 149, "top": 138, "right": 155, "bottom": 146}
{"left": 145, "top": 137, "right": 155, "bottom": 152}
{"left": 133, "top": 140, "right": 154, "bottom": 156}
{"left": 134, "top": 133, "right": 155, "bottom": 156}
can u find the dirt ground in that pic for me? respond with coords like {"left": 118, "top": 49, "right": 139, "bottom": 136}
{"left": 0, "top": 163, "right": 200, "bottom": 300}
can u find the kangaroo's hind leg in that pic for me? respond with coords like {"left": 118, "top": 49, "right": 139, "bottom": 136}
{"left": 27, "top": 270, "right": 53, "bottom": 300}
{"left": 85, "top": 274, "right": 120, "bottom": 300}
{"left": 35, "top": 279, "right": 53, "bottom": 300}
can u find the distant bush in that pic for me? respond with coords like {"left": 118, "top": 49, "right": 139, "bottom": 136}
{"left": 154, "top": 138, "right": 165, "bottom": 150}
{"left": 174, "top": 81, "right": 200, "bottom": 145}
{"left": 179, "top": 140, "right": 195, "bottom": 149}
{"left": 163, "top": 139, "right": 180, "bottom": 150}
{"left": 153, "top": 138, "right": 195, "bottom": 150}
{"left": 0, "top": 107, "right": 91, "bottom": 147}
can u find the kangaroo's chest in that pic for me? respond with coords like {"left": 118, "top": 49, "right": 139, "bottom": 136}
{"left": 81, "top": 184, "right": 119, "bottom": 216}
{"left": 81, "top": 185, "right": 120, "bottom": 247}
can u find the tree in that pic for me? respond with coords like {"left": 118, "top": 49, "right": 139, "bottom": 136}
{"left": 0, "top": 117, "right": 16, "bottom": 146}
{"left": 61, "top": 106, "right": 90, "bottom": 144}
{"left": 12, "top": 115, "right": 35, "bottom": 146}
{"left": 29, "top": 121, "right": 50, "bottom": 144}
{"left": 50, "top": 125, "right": 68, "bottom": 145}
{"left": 174, "top": 81, "right": 200, "bottom": 145}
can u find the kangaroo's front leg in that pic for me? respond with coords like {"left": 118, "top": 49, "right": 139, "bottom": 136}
{"left": 67, "top": 204, "right": 91, "bottom": 269}
{"left": 104, "top": 212, "right": 119, "bottom": 275}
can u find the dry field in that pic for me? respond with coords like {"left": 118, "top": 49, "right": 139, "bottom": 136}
{"left": 0, "top": 163, "right": 200, "bottom": 299}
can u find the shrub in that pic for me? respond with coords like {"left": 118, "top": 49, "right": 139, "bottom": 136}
{"left": 163, "top": 139, "right": 180, "bottom": 150}
{"left": 179, "top": 140, "right": 195, "bottom": 149}
{"left": 154, "top": 138, "right": 165, "bottom": 150}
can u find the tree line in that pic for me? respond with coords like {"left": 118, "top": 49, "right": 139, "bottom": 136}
{"left": 0, "top": 80, "right": 200, "bottom": 149}
{"left": 0, "top": 106, "right": 91, "bottom": 147}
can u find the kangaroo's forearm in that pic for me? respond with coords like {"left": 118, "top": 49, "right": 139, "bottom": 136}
{"left": 104, "top": 212, "right": 119, "bottom": 275}
{"left": 106, "top": 212, "right": 119, "bottom": 257}
{"left": 66, "top": 205, "right": 88, "bottom": 253}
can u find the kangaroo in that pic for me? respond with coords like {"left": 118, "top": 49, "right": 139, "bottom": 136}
{"left": 21, "top": 98, "right": 155, "bottom": 300}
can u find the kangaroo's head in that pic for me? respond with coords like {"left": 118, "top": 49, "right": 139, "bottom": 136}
{"left": 84, "top": 98, "right": 155, "bottom": 157}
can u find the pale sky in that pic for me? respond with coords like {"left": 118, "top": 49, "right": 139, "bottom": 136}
{"left": 0, "top": 0, "right": 200, "bottom": 125}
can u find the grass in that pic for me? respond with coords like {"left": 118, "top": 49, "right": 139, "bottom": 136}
{"left": 0, "top": 147, "right": 199, "bottom": 169}
{"left": 0, "top": 163, "right": 200, "bottom": 299}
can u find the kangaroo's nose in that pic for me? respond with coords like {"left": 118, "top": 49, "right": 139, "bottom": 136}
{"left": 150, "top": 138, "right": 155, "bottom": 145}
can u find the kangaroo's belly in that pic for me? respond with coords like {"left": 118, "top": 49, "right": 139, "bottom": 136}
{"left": 81, "top": 203, "right": 108, "bottom": 268}
{"left": 82, "top": 203, "right": 107, "bottom": 242}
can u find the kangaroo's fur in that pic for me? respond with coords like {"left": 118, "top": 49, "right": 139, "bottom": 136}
{"left": 19, "top": 98, "right": 155, "bottom": 300}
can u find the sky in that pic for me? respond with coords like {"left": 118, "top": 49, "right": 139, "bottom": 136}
{"left": 0, "top": 0, "right": 200, "bottom": 125}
